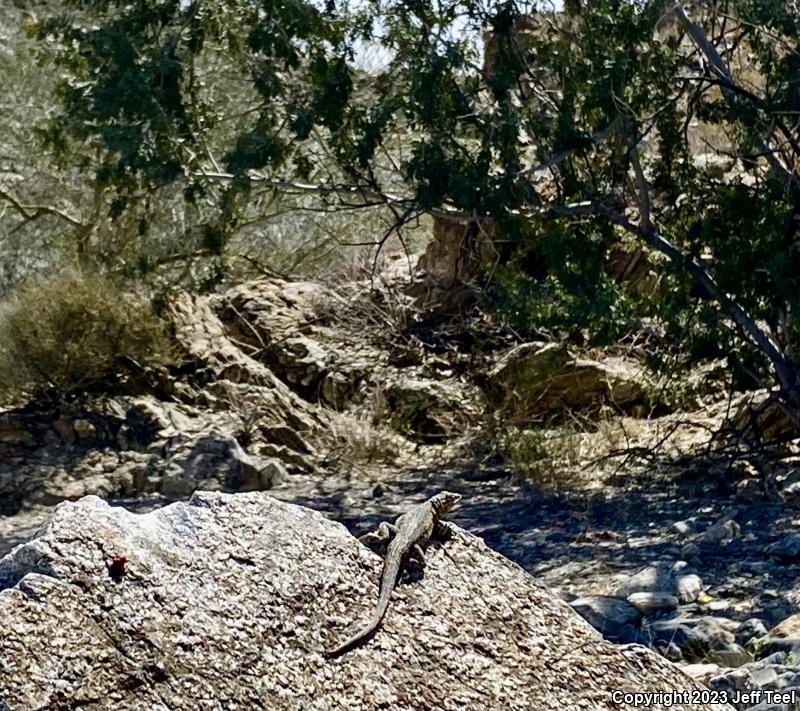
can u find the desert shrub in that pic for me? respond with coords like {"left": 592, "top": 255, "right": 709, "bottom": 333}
{"left": 499, "top": 416, "right": 632, "bottom": 488}
{"left": 0, "top": 268, "right": 174, "bottom": 395}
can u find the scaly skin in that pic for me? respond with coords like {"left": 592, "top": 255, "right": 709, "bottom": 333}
{"left": 326, "top": 491, "right": 461, "bottom": 657}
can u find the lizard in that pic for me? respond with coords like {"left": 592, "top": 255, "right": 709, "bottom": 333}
{"left": 326, "top": 490, "right": 462, "bottom": 658}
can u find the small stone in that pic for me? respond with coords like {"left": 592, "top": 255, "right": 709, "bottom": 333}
{"left": 781, "top": 481, "right": 800, "bottom": 498}
{"left": 627, "top": 592, "right": 679, "bottom": 615}
{"left": 707, "top": 668, "right": 759, "bottom": 698}
{"left": 765, "top": 534, "right": 800, "bottom": 562}
{"left": 682, "top": 663, "right": 721, "bottom": 683}
{"left": 670, "top": 519, "right": 696, "bottom": 537}
{"left": 755, "top": 651, "right": 786, "bottom": 666}
{"left": 675, "top": 574, "right": 703, "bottom": 604}
{"left": 706, "top": 643, "right": 752, "bottom": 668}
{"left": 614, "top": 561, "right": 674, "bottom": 597}
{"left": 768, "top": 613, "right": 800, "bottom": 639}
{"left": 737, "top": 618, "right": 768, "bottom": 646}
{"left": 705, "top": 599, "right": 730, "bottom": 612}
{"left": 749, "top": 666, "right": 779, "bottom": 690}
{"left": 741, "top": 561, "right": 769, "bottom": 574}
{"left": 73, "top": 419, "right": 97, "bottom": 439}
{"left": 258, "top": 458, "right": 288, "bottom": 488}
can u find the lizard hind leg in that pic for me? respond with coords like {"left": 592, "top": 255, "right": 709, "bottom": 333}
{"left": 358, "top": 521, "right": 398, "bottom": 551}
{"left": 408, "top": 544, "right": 426, "bottom": 568}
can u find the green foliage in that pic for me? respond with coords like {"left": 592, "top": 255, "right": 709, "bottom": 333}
{"left": 487, "top": 217, "right": 632, "bottom": 344}
{"left": 0, "top": 269, "right": 175, "bottom": 394}
{"left": 15, "top": 0, "right": 800, "bottom": 409}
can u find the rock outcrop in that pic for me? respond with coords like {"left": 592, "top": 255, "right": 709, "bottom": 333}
{"left": 486, "top": 342, "right": 650, "bottom": 417}
{"left": 0, "top": 493, "right": 732, "bottom": 710}
{"left": 0, "top": 392, "right": 304, "bottom": 515}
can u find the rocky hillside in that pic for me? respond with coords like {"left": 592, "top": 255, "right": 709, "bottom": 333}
{"left": 0, "top": 265, "right": 681, "bottom": 516}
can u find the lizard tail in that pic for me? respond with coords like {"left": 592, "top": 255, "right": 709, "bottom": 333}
{"left": 325, "top": 555, "right": 401, "bottom": 658}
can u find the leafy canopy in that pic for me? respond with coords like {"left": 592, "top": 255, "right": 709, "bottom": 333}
{"left": 26, "top": 0, "right": 800, "bottom": 408}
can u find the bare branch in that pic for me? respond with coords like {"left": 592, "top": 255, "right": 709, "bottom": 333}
{"left": 0, "top": 186, "right": 85, "bottom": 228}
{"left": 516, "top": 118, "right": 622, "bottom": 177}
{"left": 194, "top": 171, "right": 468, "bottom": 221}
{"left": 628, "top": 144, "right": 651, "bottom": 232}
{"left": 671, "top": 1, "right": 797, "bottom": 185}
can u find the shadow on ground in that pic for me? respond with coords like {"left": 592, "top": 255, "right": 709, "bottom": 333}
{"left": 284, "top": 456, "right": 800, "bottom": 628}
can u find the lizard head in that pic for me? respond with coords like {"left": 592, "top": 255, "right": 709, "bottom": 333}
{"left": 431, "top": 491, "right": 461, "bottom": 515}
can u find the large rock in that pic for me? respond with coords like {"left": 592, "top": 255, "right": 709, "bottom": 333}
{"left": 0, "top": 285, "right": 328, "bottom": 515}
{"left": 569, "top": 594, "right": 642, "bottom": 642}
{"left": 643, "top": 616, "right": 716, "bottom": 662}
{"left": 606, "top": 243, "right": 660, "bottom": 296}
{"left": 0, "top": 392, "right": 306, "bottom": 516}
{"left": 733, "top": 392, "right": 799, "bottom": 442}
{"left": 0, "top": 493, "right": 732, "bottom": 710}
{"left": 384, "top": 377, "right": 480, "bottom": 443}
{"left": 760, "top": 613, "right": 800, "bottom": 656}
{"left": 642, "top": 615, "right": 743, "bottom": 665}
{"left": 616, "top": 561, "right": 682, "bottom": 597}
{"left": 409, "top": 215, "right": 495, "bottom": 311}
{"left": 486, "top": 342, "right": 649, "bottom": 416}
{"left": 209, "top": 279, "right": 371, "bottom": 409}
{"left": 209, "top": 278, "right": 485, "bottom": 442}
{"left": 170, "top": 290, "right": 322, "bottom": 435}
{"left": 627, "top": 592, "right": 679, "bottom": 615}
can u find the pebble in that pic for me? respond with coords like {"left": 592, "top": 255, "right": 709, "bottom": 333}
{"left": 765, "top": 534, "right": 800, "bottom": 562}
{"left": 675, "top": 573, "right": 704, "bottom": 603}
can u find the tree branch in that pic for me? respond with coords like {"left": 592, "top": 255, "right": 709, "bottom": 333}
{"left": 671, "top": 1, "right": 797, "bottom": 185}
{"left": 550, "top": 197, "right": 800, "bottom": 407}
{"left": 628, "top": 143, "right": 651, "bottom": 233}
{"left": 515, "top": 118, "right": 622, "bottom": 177}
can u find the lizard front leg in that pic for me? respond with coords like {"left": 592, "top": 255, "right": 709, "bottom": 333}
{"left": 433, "top": 520, "right": 454, "bottom": 540}
{"left": 403, "top": 544, "right": 426, "bottom": 578}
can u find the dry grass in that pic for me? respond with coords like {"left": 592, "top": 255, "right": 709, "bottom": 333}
{"left": 317, "top": 380, "right": 413, "bottom": 470}
{"left": 500, "top": 410, "right": 627, "bottom": 488}
{"left": 500, "top": 405, "right": 726, "bottom": 491}
{"left": 323, "top": 410, "right": 412, "bottom": 469}
{"left": 0, "top": 267, "right": 175, "bottom": 396}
